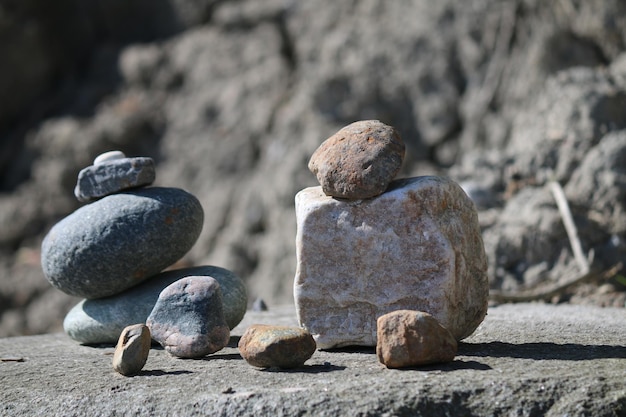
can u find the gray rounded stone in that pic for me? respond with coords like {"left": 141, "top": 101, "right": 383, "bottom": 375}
{"left": 147, "top": 276, "right": 230, "bottom": 358}
{"left": 42, "top": 187, "right": 204, "bottom": 299}
{"left": 74, "top": 156, "right": 156, "bottom": 202}
{"left": 63, "top": 265, "right": 247, "bottom": 344}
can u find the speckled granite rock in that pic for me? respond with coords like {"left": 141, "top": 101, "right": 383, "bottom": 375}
{"left": 147, "top": 276, "right": 230, "bottom": 358}
{"left": 294, "top": 176, "right": 488, "bottom": 349}
{"left": 74, "top": 156, "right": 156, "bottom": 202}
{"left": 376, "top": 310, "right": 457, "bottom": 368}
{"left": 308, "top": 120, "right": 405, "bottom": 199}
{"left": 41, "top": 187, "right": 204, "bottom": 299}
{"left": 64, "top": 266, "right": 247, "bottom": 344}
{"left": 238, "top": 324, "right": 316, "bottom": 368}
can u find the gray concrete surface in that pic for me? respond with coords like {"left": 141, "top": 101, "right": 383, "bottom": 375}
{"left": 1, "top": 303, "right": 625, "bottom": 416}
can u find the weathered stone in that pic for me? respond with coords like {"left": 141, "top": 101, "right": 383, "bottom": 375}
{"left": 41, "top": 187, "right": 204, "bottom": 299}
{"left": 3, "top": 304, "right": 626, "bottom": 416}
{"left": 147, "top": 276, "right": 230, "bottom": 358}
{"left": 63, "top": 265, "right": 247, "bottom": 344}
{"left": 294, "top": 176, "right": 488, "bottom": 349}
{"left": 376, "top": 310, "right": 457, "bottom": 368}
{"left": 308, "top": 120, "right": 405, "bottom": 199}
{"left": 74, "top": 156, "right": 156, "bottom": 202}
{"left": 112, "top": 324, "right": 151, "bottom": 376}
{"left": 238, "top": 324, "right": 316, "bottom": 368}
{"left": 94, "top": 150, "right": 126, "bottom": 165}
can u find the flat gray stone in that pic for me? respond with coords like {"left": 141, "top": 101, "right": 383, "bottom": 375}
{"left": 294, "top": 176, "right": 489, "bottom": 349}
{"left": 1, "top": 304, "right": 624, "bottom": 416}
{"left": 74, "top": 157, "right": 156, "bottom": 202}
{"left": 63, "top": 266, "right": 247, "bottom": 344}
{"left": 41, "top": 187, "right": 204, "bottom": 299}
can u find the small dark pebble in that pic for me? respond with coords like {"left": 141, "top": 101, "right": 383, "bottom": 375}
{"left": 252, "top": 298, "right": 268, "bottom": 312}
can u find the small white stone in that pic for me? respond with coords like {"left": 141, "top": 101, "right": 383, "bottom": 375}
{"left": 94, "top": 150, "right": 126, "bottom": 165}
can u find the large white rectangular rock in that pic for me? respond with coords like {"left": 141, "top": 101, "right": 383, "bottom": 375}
{"left": 294, "top": 176, "right": 488, "bottom": 349}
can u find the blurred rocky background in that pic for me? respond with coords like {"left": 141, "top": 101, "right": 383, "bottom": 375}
{"left": 1, "top": 0, "right": 626, "bottom": 337}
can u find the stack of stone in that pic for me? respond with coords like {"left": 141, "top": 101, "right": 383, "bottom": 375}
{"left": 41, "top": 151, "right": 247, "bottom": 366}
{"left": 295, "top": 120, "right": 489, "bottom": 367}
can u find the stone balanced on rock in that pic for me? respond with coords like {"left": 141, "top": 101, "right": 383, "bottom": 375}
{"left": 295, "top": 120, "right": 489, "bottom": 353}
{"left": 41, "top": 151, "right": 247, "bottom": 364}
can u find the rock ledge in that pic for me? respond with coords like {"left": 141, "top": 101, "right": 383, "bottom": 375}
{"left": 1, "top": 303, "right": 624, "bottom": 416}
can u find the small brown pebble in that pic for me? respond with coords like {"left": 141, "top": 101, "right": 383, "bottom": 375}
{"left": 308, "top": 120, "right": 405, "bottom": 199}
{"left": 238, "top": 324, "right": 316, "bottom": 369}
{"left": 112, "top": 324, "right": 151, "bottom": 376}
{"left": 376, "top": 310, "right": 457, "bottom": 368}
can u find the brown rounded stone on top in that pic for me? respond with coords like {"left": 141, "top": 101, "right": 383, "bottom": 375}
{"left": 238, "top": 324, "right": 316, "bottom": 369}
{"left": 376, "top": 310, "right": 457, "bottom": 369}
{"left": 308, "top": 120, "right": 405, "bottom": 199}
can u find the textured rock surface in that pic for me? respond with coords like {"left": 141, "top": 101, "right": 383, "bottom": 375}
{"left": 454, "top": 65, "right": 626, "bottom": 297}
{"left": 376, "top": 310, "right": 457, "bottom": 368}
{"left": 112, "top": 324, "right": 151, "bottom": 376}
{"left": 1, "top": 304, "right": 624, "bottom": 416}
{"left": 295, "top": 176, "right": 488, "bottom": 349}
{"left": 3, "top": 0, "right": 626, "bottom": 337}
{"left": 565, "top": 131, "right": 626, "bottom": 236}
{"left": 41, "top": 187, "right": 204, "bottom": 299}
{"left": 238, "top": 324, "right": 316, "bottom": 369}
{"left": 308, "top": 120, "right": 405, "bottom": 199}
{"left": 64, "top": 266, "right": 246, "bottom": 344}
{"left": 147, "top": 276, "right": 230, "bottom": 358}
{"left": 74, "top": 156, "right": 155, "bottom": 202}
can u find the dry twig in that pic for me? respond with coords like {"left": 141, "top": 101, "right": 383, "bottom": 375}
{"left": 549, "top": 181, "right": 589, "bottom": 273}
{"left": 489, "top": 181, "right": 618, "bottom": 303}
{"left": 489, "top": 263, "right": 623, "bottom": 303}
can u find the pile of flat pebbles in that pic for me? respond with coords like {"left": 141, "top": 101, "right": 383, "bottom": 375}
{"left": 41, "top": 151, "right": 247, "bottom": 352}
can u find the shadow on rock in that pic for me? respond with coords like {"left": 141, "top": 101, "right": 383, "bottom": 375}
{"left": 395, "top": 360, "right": 493, "bottom": 372}
{"left": 197, "top": 353, "right": 243, "bottom": 361}
{"left": 459, "top": 341, "right": 626, "bottom": 360}
{"left": 138, "top": 369, "right": 194, "bottom": 377}
{"left": 228, "top": 335, "right": 241, "bottom": 348}
{"left": 321, "top": 346, "right": 377, "bottom": 355}
{"left": 260, "top": 363, "right": 346, "bottom": 374}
